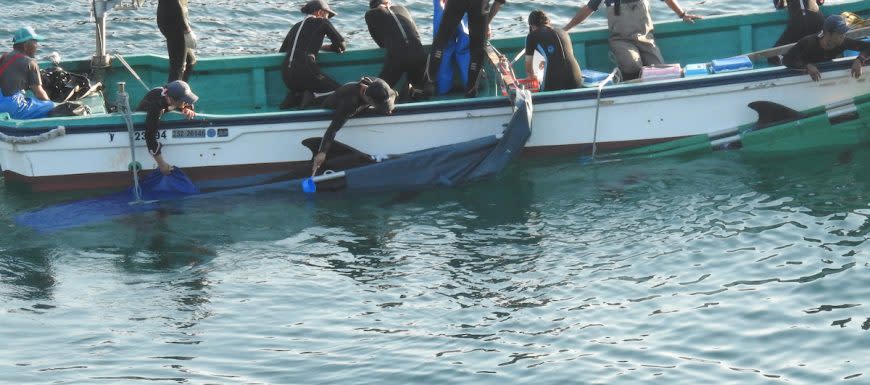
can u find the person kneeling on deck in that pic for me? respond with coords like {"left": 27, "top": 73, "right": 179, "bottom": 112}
{"left": 279, "top": 0, "right": 346, "bottom": 110}
{"left": 365, "top": 0, "right": 427, "bottom": 100}
{"left": 311, "top": 77, "right": 397, "bottom": 175}
{"left": 782, "top": 14, "right": 870, "bottom": 81}
{"left": 0, "top": 27, "right": 55, "bottom": 120}
{"left": 136, "top": 80, "right": 199, "bottom": 175}
{"left": 525, "top": 10, "right": 582, "bottom": 91}
{"left": 564, "top": 0, "right": 702, "bottom": 81}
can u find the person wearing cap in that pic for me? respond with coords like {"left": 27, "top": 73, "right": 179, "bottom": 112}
{"left": 564, "top": 0, "right": 702, "bottom": 81}
{"left": 136, "top": 80, "right": 199, "bottom": 175}
{"left": 425, "top": 0, "right": 507, "bottom": 98}
{"left": 0, "top": 27, "right": 55, "bottom": 120}
{"left": 768, "top": 0, "right": 825, "bottom": 65}
{"left": 365, "top": 0, "right": 427, "bottom": 100}
{"left": 279, "top": 0, "right": 347, "bottom": 109}
{"left": 524, "top": 10, "right": 582, "bottom": 92}
{"left": 311, "top": 77, "right": 397, "bottom": 175}
{"left": 782, "top": 14, "right": 870, "bottom": 81}
{"left": 157, "top": 0, "right": 197, "bottom": 82}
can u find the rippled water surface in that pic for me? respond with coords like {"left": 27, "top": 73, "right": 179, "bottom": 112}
{"left": 3, "top": 1, "right": 870, "bottom": 384}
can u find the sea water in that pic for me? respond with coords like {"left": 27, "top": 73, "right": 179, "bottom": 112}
{"left": 2, "top": 1, "right": 869, "bottom": 384}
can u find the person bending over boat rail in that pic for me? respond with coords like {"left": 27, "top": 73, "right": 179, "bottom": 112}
{"left": 525, "top": 10, "right": 582, "bottom": 91}
{"left": 768, "top": 0, "right": 825, "bottom": 65}
{"left": 366, "top": 0, "right": 427, "bottom": 100}
{"left": 157, "top": 0, "right": 197, "bottom": 82}
{"left": 425, "top": 0, "right": 506, "bottom": 98}
{"left": 311, "top": 77, "right": 397, "bottom": 175}
{"left": 782, "top": 15, "right": 870, "bottom": 81}
{"left": 136, "top": 80, "right": 199, "bottom": 175}
{"left": 564, "top": 0, "right": 702, "bottom": 81}
{"left": 0, "top": 27, "right": 55, "bottom": 120}
{"left": 279, "top": 0, "right": 347, "bottom": 110}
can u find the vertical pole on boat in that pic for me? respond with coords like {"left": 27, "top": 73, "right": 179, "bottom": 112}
{"left": 90, "top": 1, "right": 113, "bottom": 81}
{"left": 590, "top": 68, "right": 619, "bottom": 161}
{"left": 117, "top": 82, "right": 144, "bottom": 203}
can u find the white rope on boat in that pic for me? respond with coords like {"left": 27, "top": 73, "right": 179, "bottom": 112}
{"left": 0, "top": 126, "right": 66, "bottom": 144}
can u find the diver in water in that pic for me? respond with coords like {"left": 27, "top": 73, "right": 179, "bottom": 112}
{"left": 279, "top": 0, "right": 347, "bottom": 109}
{"left": 311, "top": 77, "right": 397, "bottom": 175}
{"left": 365, "top": 0, "right": 427, "bottom": 99}
{"left": 426, "top": 0, "right": 506, "bottom": 98}
{"left": 157, "top": 0, "right": 197, "bottom": 82}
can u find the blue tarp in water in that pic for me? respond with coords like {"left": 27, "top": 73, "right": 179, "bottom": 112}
{"left": 15, "top": 90, "right": 533, "bottom": 232}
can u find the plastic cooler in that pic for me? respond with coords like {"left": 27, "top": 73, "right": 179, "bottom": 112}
{"left": 581, "top": 69, "right": 614, "bottom": 87}
{"left": 684, "top": 63, "right": 709, "bottom": 76}
{"left": 710, "top": 56, "right": 753, "bottom": 74}
{"left": 640, "top": 64, "right": 682, "bottom": 81}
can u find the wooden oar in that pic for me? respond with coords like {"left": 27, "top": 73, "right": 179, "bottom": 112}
{"left": 745, "top": 25, "right": 870, "bottom": 62}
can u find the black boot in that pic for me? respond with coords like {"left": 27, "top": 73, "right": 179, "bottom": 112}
{"left": 280, "top": 91, "right": 301, "bottom": 110}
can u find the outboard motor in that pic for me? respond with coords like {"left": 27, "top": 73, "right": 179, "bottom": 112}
{"left": 40, "top": 52, "right": 96, "bottom": 103}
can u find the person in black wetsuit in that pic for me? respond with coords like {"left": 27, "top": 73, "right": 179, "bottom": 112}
{"left": 279, "top": 0, "right": 347, "bottom": 109}
{"left": 782, "top": 15, "right": 870, "bottom": 81}
{"left": 311, "top": 77, "right": 397, "bottom": 175}
{"left": 157, "top": 0, "right": 197, "bottom": 82}
{"left": 136, "top": 80, "right": 199, "bottom": 175}
{"left": 768, "top": 0, "right": 826, "bottom": 65}
{"left": 524, "top": 10, "right": 582, "bottom": 92}
{"left": 426, "top": 0, "right": 506, "bottom": 98}
{"left": 365, "top": 0, "right": 427, "bottom": 99}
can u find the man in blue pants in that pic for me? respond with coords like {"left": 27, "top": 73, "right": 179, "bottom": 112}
{"left": 0, "top": 27, "right": 54, "bottom": 120}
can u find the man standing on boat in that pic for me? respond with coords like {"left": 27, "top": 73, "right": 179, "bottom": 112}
{"left": 157, "top": 0, "right": 197, "bottom": 82}
{"left": 425, "top": 0, "right": 506, "bottom": 98}
{"left": 311, "top": 77, "right": 397, "bottom": 175}
{"left": 782, "top": 15, "right": 870, "bottom": 81}
{"left": 279, "top": 0, "right": 346, "bottom": 109}
{"left": 136, "top": 80, "right": 199, "bottom": 175}
{"left": 564, "top": 0, "right": 702, "bottom": 81}
{"left": 0, "top": 27, "right": 54, "bottom": 120}
{"left": 768, "top": 0, "right": 825, "bottom": 65}
{"left": 525, "top": 10, "right": 583, "bottom": 91}
{"left": 365, "top": 0, "right": 427, "bottom": 100}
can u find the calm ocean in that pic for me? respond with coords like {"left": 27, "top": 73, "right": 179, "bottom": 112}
{"left": 2, "top": 1, "right": 868, "bottom": 384}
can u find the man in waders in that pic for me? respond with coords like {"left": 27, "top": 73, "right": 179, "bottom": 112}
{"left": 0, "top": 27, "right": 55, "bottom": 120}
{"left": 279, "top": 0, "right": 347, "bottom": 109}
{"left": 365, "top": 0, "right": 427, "bottom": 100}
{"left": 311, "top": 77, "right": 397, "bottom": 175}
{"left": 157, "top": 0, "right": 197, "bottom": 82}
{"left": 425, "top": 0, "right": 506, "bottom": 98}
{"left": 564, "top": 0, "right": 702, "bottom": 81}
{"left": 136, "top": 80, "right": 199, "bottom": 175}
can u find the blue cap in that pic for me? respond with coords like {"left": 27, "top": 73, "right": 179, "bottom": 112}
{"left": 164, "top": 80, "right": 199, "bottom": 105}
{"left": 12, "top": 27, "right": 43, "bottom": 44}
{"left": 824, "top": 15, "right": 850, "bottom": 35}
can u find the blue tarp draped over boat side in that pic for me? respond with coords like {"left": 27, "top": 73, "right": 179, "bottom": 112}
{"left": 14, "top": 90, "right": 533, "bottom": 232}
{"left": 15, "top": 168, "right": 200, "bottom": 233}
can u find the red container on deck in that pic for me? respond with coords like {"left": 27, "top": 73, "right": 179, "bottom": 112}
{"left": 502, "top": 77, "right": 540, "bottom": 96}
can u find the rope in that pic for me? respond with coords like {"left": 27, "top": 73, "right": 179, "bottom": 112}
{"left": 113, "top": 53, "right": 151, "bottom": 91}
{"left": 0, "top": 126, "right": 66, "bottom": 144}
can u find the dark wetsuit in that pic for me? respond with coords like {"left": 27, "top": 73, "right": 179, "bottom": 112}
{"left": 782, "top": 34, "right": 870, "bottom": 69}
{"left": 770, "top": 0, "right": 825, "bottom": 64}
{"left": 279, "top": 16, "right": 346, "bottom": 94}
{"left": 525, "top": 26, "right": 582, "bottom": 91}
{"left": 428, "top": 0, "right": 506, "bottom": 96}
{"left": 136, "top": 87, "right": 173, "bottom": 156}
{"left": 157, "top": 0, "right": 196, "bottom": 82}
{"left": 317, "top": 77, "right": 396, "bottom": 156}
{"left": 365, "top": 5, "right": 427, "bottom": 91}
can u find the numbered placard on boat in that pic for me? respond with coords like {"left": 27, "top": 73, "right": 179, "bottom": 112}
{"left": 172, "top": 128, "right": 206, "bottom": 139}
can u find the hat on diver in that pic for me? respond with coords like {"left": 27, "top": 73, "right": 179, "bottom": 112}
{"left": 164, "top": 80, "right": 199, "bottom": 105}
{"left": 823, "top": 14, "right": 850, "bottom": 35}
{"left": 369, "top": 0, "right": 385, "bottom": 9}
{"left": 362, "top": 77, "right": 397, "bottom": 115}
{"left": 301, "top": 0, "right": 337, "bottom": 18}
{"left": 12, "top": 26, "right": 44, "bottom": 44}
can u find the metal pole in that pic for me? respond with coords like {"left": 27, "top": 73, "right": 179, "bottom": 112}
{"left": 590, "top": 68, "right": 619, "bottom": 161}
{"left": 117, "top": 82, "right": 144, "bottom": 203}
